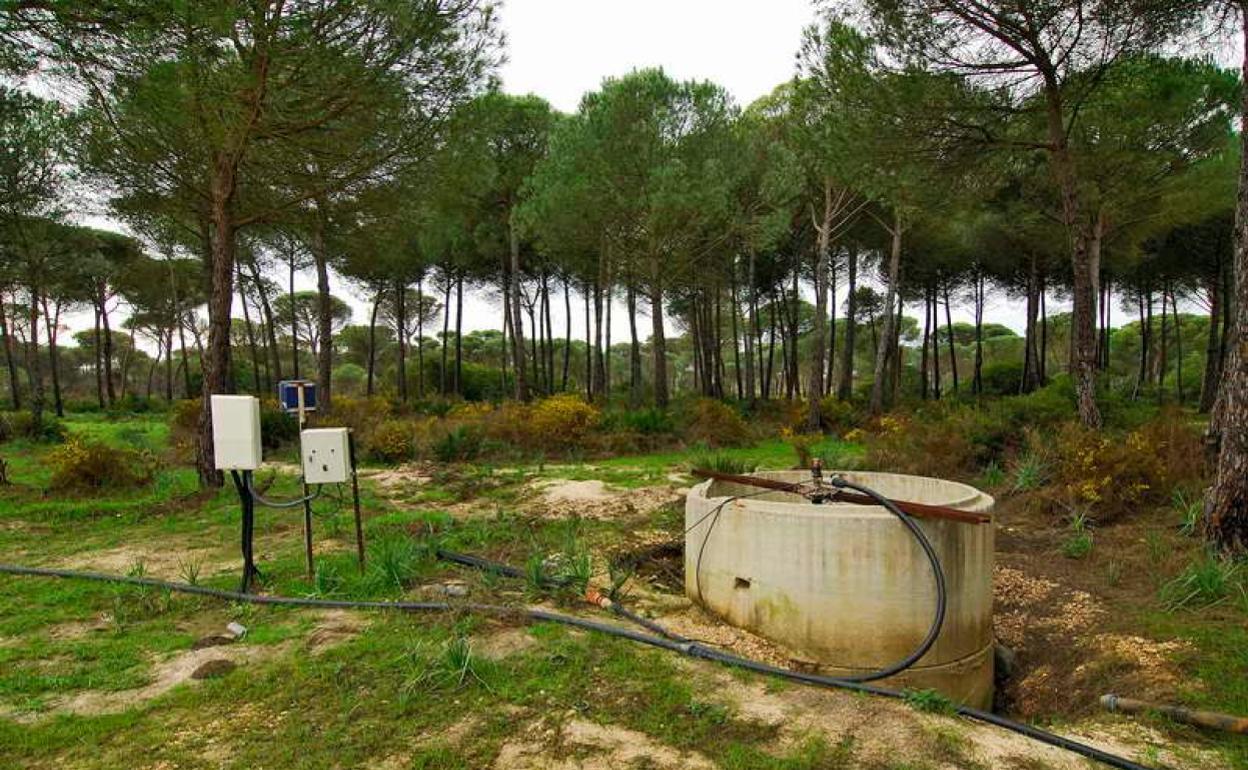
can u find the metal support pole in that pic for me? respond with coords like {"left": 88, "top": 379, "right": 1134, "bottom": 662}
{"left": 349, "top": 429, "right": 365, "bottom": 573}
{"left": 297, "top": 385, "right": 314, "bottom": 579}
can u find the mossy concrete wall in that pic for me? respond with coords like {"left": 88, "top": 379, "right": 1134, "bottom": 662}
{"left": 685, "top": 470, "right": 995, "bottom": 708}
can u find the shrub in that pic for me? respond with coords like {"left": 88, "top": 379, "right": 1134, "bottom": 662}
{"left": 681, "top": 398, "right": 749, "bottom": 448}
{"left": 529, "top": 394, "right": 600, "bottom": 446}
{"left": 862, "top": 410, "right": 982, "bottom": 478}
{"left": 817, "top": 396, "right": 863, "bottom": 435}
{"left": 365, "top": 419, "right": 417, "bottom": 463}
{"left": 0, "top": 411, "right": 66, "bottom": 443}
{"left": 330, "top": 396, "right": 393, "bottom": 436}
{"left": 171, "top": 398, "right": 201, "bottom": 433}
{"left": 979, "top": 361, "right": 1025, "bottom": 397}
{"left": 603, "top": 407, "right": 675, "bottom": 436}
{"left": 784, "top": 430, "right": 822, "bottom": 469}
{"left": 47, "top": 438, "right": 158, "bottom": 491}
{"left": 1048, "top": 416, "right": 1203, "bottom": 523}
{"left": 259, "top": 400, "right": 298, "bottom": 448}
{"left": 432, "top": 425, "right": 482, "bottom": 463}
{"left": 480, "top": 401, "right": 532, "bottom": 447}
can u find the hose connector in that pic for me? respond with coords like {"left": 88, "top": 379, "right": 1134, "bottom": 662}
{"left": 584, "top": 587, "right": 613, "bottom": 609}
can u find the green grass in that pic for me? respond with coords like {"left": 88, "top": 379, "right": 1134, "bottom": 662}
{"left": 543, "top": 437, "right": 863, "bottom": 488}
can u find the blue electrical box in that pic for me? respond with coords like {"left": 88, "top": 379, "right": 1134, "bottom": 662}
{"left": 278, "top": 380, "right": 317, "bottom": 413}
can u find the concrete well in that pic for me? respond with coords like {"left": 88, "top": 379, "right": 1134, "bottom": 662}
{"left": 685, "top": 470, "right": 995, "bottom": 708}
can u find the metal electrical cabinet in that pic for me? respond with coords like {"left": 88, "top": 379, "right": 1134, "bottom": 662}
{"left": 301, "top": 428, "right": 351, "bottom": 484}
{"left": 210, "top": 395, "right": 263, "bottom": 470}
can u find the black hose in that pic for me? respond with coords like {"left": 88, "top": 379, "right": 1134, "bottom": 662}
{"left": 824, "top": 475, "right": 948, "bottom": 682}
{"left": 246, "top": 474, "right": 323, "bottom": 509}
{"left": 435, "top": 549, "right": 572, "bottom": 586}
{"left": 0, "top": 562, "right": 1149, "bottom": 770}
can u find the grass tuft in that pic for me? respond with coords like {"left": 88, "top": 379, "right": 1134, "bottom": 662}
{"left": 1160, "top": 554, "right": 1246, "bottom": 613}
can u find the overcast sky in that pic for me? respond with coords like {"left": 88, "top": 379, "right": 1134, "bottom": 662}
{"left": 75, "top": 0, "right": 1207, "bottom": 348}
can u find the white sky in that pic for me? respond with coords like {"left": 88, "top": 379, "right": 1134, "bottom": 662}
{"left": 71, "top": 0, "right": 1238, "bottom": 349}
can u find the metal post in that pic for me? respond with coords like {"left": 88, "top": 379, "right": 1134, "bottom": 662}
{"left": 297, "top": 384, "right": 315, "bottom": 579}
{"left": 349, "top": 429, "right": 365, "bottom": 573}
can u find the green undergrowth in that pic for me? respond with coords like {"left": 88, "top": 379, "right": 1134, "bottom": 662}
{"left": 540, "top": 437, "right": 862, "bottom": 488}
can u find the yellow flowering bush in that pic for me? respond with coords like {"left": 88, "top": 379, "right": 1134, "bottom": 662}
{"left": 363, "top": 419, "right": 416, "bottom": 463}
{"left": 529, "top": 394, "right": 600, "bottom": 446}
{"left": 1047, "top": 416, "right": 1202, "bottom": 523}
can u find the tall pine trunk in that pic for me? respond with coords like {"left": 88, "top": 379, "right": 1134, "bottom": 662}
{"left": 562, "top": 276, "right": 572, "bottom": 391}
{"left": 25, "top": 283, "right": 44, "bottom": 432}
{"left": 311, "top": 215, "right": 334, "bottom": 412}
{"left": 837, "top": 246, "right": 857, "bottom": 401}
{"left": 744, "top": 251, "right": 758, "bottom": 403}
{"left": 1204, "top": 9, "right": 1248, "bottom": 553}
{"left": 944, "top": 281, "right": 958, "bottom": 395}
{"left": 454, "top": 271, "right": 464, "bottom": 396}
{"left": 101, "top": 283, "right": 116, "bottom": 405}
{"left": 366, "top": 289, "right": 381, "bottom": 397}
{"left": 1, "top": 296, "right": 22, "bottom": 409}
{"left": 627, "top": 283, "right": 641, "bottom": 407}
{"left": 194, "top": 157, "right": 238, "bottom": 487}
{"left": 870, "top": 214, "right": 902, "bottom": 414}
{"left": 807, "top": 199, "right": 831, "bottom": 430}
{"left": 649, "top": 255, "right": 668, "bottom": 407}
{"left": 509, "top": 224, "right": 528, "bottom": 401}
{"left": 246, "top": 258, "right": 281, "bottom": 387}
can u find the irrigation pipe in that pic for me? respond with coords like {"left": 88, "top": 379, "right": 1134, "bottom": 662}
{"left": 0, "top": 561, "right": 1149, "bottom": 770}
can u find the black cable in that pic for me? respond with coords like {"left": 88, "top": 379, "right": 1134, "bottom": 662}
{"left": 246, "top": 474, "right": 323, "bottom": 509}
{"left": 824, "top": 475, "right": 948, "bottom": 683}
{"left": 435, "top": 549, "right": 573, "bottom": 587}
{"left": 0, "top": 562, "right": 1150, "bottom": 770}
{"left": 230, "top": 470, "right": 261, "bottom": 593}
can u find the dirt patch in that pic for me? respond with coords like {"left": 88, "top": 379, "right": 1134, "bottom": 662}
{"left": 46, "top": 617, "right": 112, "bottom": 640}
{"left": 993, "top": 557, "right": 1192, "bottom": 718}
{"left": 28, "top": 642, "right": 290, "bottom": 720}
{"left": 305, "top": 609, "right": 367, "bottom": 652}
{"left": 473, "top": 626, "right": 538, "bottom": 660}
{"left": 56, "top": 543, "right": 235, "bottom": 581}
{"left": 362, "top": 464, "right": 435, "bottom": 488}
{"left": 650, "top": 604, "right": 798, "bottom": 670}
{"left": 493, "top": 718, "right": 716, "bottom": 770}
{"left": 529, "top": 479, "right": 681, "bottom": 520}
{"left": 701, "top": 665, "right": 1223, "bottom": 769}
{"left": 167, "top": 701, "right": 288, "bottom": 765}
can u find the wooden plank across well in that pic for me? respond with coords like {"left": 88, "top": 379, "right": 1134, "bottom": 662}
{"left": 689, "top": 469, "right": 991, "bottom": 525}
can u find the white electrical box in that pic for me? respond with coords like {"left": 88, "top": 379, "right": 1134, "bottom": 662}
{"left": 301, "top": 428, "right": 351, "bottom": 484}
{"left": 211, "top": 395, "right": 263, "bottom": 470}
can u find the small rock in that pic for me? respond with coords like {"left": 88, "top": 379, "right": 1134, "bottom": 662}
{"left": 191, "top": 659, "right": 237, "bottom": 680}
{"left": 226, "top": 622, "right": 248, "bottom": 639}
{"left": 422, "top": 581, "right": 469, "bottom": 597}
